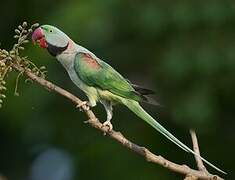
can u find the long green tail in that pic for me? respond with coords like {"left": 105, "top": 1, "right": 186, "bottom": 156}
{"left": 124, "top": 100, "right": 226, "bottom": 174}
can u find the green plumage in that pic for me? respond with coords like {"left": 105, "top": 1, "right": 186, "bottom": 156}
{"left": 74, "top": 52, "right": 143, "bottom": 102}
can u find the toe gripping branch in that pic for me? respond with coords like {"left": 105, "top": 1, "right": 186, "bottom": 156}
{"left": 76, "top": 101, "right": 90, "bottom": 111}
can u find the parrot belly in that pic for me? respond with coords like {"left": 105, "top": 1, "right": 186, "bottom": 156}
{"left": 68, "top": 68, "right": 99, "bottom": 106}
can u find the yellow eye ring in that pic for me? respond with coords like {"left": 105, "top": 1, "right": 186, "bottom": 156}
{"left": 49, "top": 29, "right": 53, "bottom": 33}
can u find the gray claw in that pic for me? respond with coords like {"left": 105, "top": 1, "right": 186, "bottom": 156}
{"left": 102, "top": 120, "right": 113, "bottom": 132}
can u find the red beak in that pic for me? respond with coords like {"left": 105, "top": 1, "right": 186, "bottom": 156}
{"left": 32, "top": 27, "right": 48, "bottom": 48}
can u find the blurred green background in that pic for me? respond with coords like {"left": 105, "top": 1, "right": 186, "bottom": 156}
{"left": 0, "top": 0, "right": 234, "bottom": 179}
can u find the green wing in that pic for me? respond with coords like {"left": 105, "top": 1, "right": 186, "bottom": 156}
{"left": 74, "top": 52, "right": 143, "bottom": 102}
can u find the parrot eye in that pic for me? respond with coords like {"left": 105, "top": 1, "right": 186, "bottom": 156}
{"left": 49, "top": 29, "right": 53, "bottom": 33}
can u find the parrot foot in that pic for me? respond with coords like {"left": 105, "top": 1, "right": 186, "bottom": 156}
{"left": 76, "top": 101, "right": 90, "bottom": 111}
{"left": 102, "top": 120, "right": 113, "bottom": 134}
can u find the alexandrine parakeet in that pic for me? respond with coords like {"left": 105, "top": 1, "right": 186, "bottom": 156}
{"left": 32, "top": 25, "right": 226, "bottom": 174}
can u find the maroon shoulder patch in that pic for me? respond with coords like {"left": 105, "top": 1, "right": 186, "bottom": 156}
{"left": 81, "top": 53, "right": 101, "bottom": 70}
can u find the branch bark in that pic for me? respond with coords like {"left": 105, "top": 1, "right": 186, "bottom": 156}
{"left": 12, "top": 63, "right": 224, "bottom": 180}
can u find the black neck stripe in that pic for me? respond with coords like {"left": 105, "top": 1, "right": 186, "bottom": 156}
{"left": 47, "top": 42, "right": 69, "bottom": 56}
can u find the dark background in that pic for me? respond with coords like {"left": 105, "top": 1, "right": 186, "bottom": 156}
{"left": 0, "top": 0, "right": 234, "bottom": 179}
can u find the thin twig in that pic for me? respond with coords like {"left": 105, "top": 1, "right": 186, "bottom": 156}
{"left": 12, "top": 63, "right": 224, "bottom": 180}
{"left": 190, "top": 130, "right": 209, "bottom": 174}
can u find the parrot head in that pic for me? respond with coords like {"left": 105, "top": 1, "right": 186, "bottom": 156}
{"left": 32, "top": 25, "right": 71, "bottom": 56}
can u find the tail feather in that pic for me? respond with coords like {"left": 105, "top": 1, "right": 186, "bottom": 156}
{"left": 132, "top": 84, "right": 155, "bottom": 95}
{"left": 124, "top": 100, "right": 226, "bottom": 175}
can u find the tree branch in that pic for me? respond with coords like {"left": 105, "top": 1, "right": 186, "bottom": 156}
{"left": 12, "top": 63, "right": 224, "bottom": 180}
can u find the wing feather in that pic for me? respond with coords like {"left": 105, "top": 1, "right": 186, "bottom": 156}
{"left": 74, "top": 52, "right": 143, "bottom": 102}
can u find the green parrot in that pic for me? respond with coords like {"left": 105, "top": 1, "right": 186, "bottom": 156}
{"left": 32, "top": 25, "right": 226, "bottom": 174}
